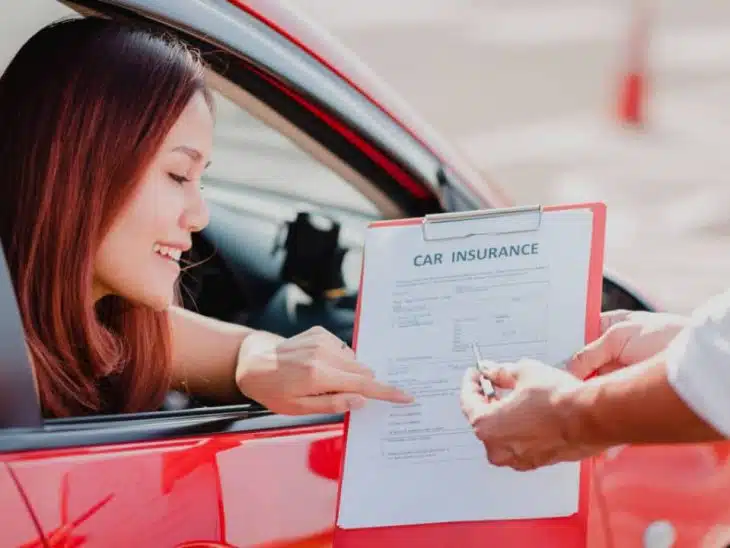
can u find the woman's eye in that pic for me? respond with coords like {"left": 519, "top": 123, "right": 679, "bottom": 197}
{"left": 169, "top": 173, "right": 190, "bottom": 184}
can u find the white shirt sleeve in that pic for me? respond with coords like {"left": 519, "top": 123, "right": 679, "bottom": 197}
{"left": 665, "top": 288, "right": 730, "bottom": 438}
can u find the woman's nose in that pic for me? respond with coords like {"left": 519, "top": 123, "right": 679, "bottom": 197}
{"left": 181, "top": 187, "right": 210, "bottom": 233}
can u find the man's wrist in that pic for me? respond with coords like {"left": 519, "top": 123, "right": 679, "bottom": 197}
{"left": 551, "top": 382, "right": 595, "bottom": 448}
{"left": 552, "top": 362, "right": 667, "bottom": 448}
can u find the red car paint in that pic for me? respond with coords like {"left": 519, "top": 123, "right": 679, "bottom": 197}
{"left": 6, "top": 425, "right": 342, "bottom": 547}
{"left": 0, "top": 464, "right": 45, "bottom": 546}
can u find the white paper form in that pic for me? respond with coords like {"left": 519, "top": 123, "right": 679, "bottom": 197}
{"left": 337, "top": 208, "right": 595, "bottom": 530}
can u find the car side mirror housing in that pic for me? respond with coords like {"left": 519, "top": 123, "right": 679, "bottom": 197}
{"left": 602, "top": 275, "right": 657, "bottom": 313}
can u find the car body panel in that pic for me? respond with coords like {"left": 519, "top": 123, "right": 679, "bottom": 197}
{"left": 594, "top": 443, "right": 730, "bottom": 547}
{"left": 7, "top": 423, "right": 343, "bottom": 547}
{"left": 0, "top": 464, "right": 45, "bottom": 547}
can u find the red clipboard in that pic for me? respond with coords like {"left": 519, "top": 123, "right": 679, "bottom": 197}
{"left": 333, "top": 203, "right": 606, "bottom": 548}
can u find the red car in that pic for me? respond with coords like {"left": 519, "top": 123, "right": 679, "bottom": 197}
{"left": 1, "top": 1, "right": 728, "bottom": 547}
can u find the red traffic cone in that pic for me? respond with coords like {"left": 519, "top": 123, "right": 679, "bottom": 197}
{"left": 617, "top": 0, "right": 652, "bottom": 128}
{"left": 618, "top": 71, "right": 645, "bottom": 127}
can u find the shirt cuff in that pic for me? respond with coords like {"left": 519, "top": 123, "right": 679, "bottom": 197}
{"left": 665, "top": 323, "right": 730, "bottom": 438}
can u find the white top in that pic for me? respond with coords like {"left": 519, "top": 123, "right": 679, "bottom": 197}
{"left": 666, "top": 288, "right": 730, "bottom": 437}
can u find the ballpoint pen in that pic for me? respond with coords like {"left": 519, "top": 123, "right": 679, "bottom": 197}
{"left": 471, "top": 342, "right": 496, "bottom": 399}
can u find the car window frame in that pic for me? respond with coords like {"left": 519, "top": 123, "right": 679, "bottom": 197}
{"left": 0, "top": 0, "right": 464, "bottom": 449}
{"left": 0, "top": 246, "right": 43, "bottom": 430}
{"left": 68, "top": 0, "right": 448, "bottom": 205}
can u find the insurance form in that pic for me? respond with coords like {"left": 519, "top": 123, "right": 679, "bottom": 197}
{"left": 336, "top": 206, "right": 602, "bottom": 530}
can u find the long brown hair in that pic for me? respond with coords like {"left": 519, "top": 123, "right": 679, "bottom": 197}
{"left": 0, "top": 17, "right": 212, "bottom": 418}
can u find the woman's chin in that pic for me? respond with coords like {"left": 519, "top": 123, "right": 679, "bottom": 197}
{"left": 132, "top": 286, "right": 176, "bottom": 311}
{"left": 104, "top": 273, "right": 178, "bottom": 311}
{"left": 147, "top": 292, "right": 175, "bottom": 311}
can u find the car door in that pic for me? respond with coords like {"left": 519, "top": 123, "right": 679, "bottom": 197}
{"left": 3, "top": 415, "right": 345, "bottom": 547}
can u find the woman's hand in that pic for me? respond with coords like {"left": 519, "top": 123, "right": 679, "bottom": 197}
{"left": 567, "top": 310, "right": 689, "bottom": 379}
{"left": 235, "top": 326, "right": 413, "bottom": 415}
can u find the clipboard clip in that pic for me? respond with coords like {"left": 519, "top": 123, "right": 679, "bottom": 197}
{"left": 421, "top": 205, "right": 543, "bottom": 241}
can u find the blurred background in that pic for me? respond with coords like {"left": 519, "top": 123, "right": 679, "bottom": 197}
{"left": 3, "top": 0, "right": 730, "bottom": 313}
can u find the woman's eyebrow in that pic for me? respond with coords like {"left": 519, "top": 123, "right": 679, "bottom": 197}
{"left": 173, "top": 145, "right": 212, "bottom": 168}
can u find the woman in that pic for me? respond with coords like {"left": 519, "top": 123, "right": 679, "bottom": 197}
{"left": 0, "top": 17, "right": 411, "bottom": 418}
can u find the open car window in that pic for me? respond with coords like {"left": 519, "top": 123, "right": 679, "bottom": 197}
{"left": 1, "top": 40, "right": 399, "bottom": 426}
{"left": 163, "top": 81, "right": 393, "bottom": 412}
{"left": 197, "top": 86, "right": 385, "bottom": 296}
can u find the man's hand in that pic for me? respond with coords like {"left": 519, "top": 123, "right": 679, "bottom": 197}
{"left": 460, "top": 360, "right": 606, "bottom": 471}
{"left": 235, "top": 326, "right": 413, "bottom": 415}
{"left": 568, "top": 310, "right": 689, "bottom": 379}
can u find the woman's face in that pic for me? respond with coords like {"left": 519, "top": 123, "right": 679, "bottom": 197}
{"left": 93, "top": 91, "right": 213, "bottom": 310}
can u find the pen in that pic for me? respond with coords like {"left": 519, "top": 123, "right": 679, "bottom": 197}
{"left": 471, "top": 343, "right": 496, "bottom": 399}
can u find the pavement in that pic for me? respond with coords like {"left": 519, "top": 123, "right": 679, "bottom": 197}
{"left": 4, "top": 0, "right": 730, "bottom": 313}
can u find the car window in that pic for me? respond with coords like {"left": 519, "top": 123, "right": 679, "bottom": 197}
{"left": 204, "top": 90, "right": 380, "bottom": 217}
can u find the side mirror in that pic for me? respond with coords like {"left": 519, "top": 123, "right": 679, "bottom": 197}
{"left": 602, "top": 274, "right": 658, "bottom": 313}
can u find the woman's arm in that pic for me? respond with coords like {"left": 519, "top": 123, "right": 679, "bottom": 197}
{"left": 168, "top": 306, "right": 413, "bottom": 413}
{"left": 169, "top": 306, "right": 282, "bottom": 403}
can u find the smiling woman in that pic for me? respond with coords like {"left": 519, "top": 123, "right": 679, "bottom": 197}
{"left": 0, "top": 16, "right": 410, "bottom": 419}
{"left": 92, "top": 90, "right": 214, "bottom": 310}
{"left": 0, "top": 17, "right": 212, "bottom": 417}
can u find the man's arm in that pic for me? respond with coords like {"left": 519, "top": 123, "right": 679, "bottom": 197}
{"left": 460, "top": 292, "right": 730, "bottom": 470}
{"left": 556, "top": 354, "right": 725, "bottom": 447}
{"left": 558, "top": 290, "right": 730, "bottom": 447}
